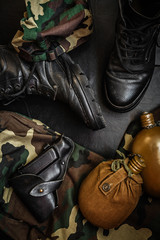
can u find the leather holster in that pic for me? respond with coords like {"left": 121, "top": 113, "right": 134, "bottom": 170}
{"left": 9, "top": 136, "right": 74, "bottom": 222}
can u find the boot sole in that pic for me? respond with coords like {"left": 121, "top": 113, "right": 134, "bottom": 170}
{"left": 70, "top": 62, "right": 106, "bottom": 130}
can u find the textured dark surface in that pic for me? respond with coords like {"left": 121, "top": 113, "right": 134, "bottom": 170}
{"left": 0, "top": 0, "right": 160, "bottom": 159}
{"left": 0, "top": 1, "right": 160, "bottom": 240}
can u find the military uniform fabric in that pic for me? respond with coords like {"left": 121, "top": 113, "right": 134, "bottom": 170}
{"left": 1, "top": 107, "right": 160, "bottom": 240}
{"left": 12, "top": 0, "right": 93, "bottom": 62}
{"left": 0, "top": 110, "right": 104, "bottom": 240}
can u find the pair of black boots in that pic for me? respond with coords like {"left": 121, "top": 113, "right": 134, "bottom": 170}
{"left": 0, "top": 0, "right": 160, "bottom": 130}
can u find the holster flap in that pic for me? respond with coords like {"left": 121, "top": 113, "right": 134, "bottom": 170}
{"left": 30, "top": 179, "right": 63, "bottom": 197}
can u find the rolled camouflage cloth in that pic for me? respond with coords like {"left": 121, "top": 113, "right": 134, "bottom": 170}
{"left": 1, "top": 107, "right": 160, "bottom": 240}
{"left": 11, "top": 0, "right": 93, "bottom": 61}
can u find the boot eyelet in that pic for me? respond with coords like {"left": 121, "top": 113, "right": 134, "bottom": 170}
{"left": 15, "top": 83, "right": 21, "bottom": 91}
{"left": 5, "top": 86, "right": 13, "bottom": 94}
{"left": 29, "top": 86, "right": 36, "bottom": 92}
{"left": 0, "top": 88, "right": 4, "bottom": 94}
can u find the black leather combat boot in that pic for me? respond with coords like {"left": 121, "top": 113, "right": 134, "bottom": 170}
{"left": 0, "top": 45, "right": 106, "bottom": 130}
{"left": 104, "top": 0, "right": 160, "bottom": 112}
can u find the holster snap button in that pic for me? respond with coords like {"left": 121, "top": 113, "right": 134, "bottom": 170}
{"left": 102, "top": 183, "right": 110, "bottom": 192}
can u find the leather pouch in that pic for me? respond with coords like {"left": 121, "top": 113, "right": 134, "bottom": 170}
{"left": 9, "top": 136, "right": 74, "bottom": 222}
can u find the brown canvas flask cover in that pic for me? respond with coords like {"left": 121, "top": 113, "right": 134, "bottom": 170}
{"left": 78, "top": 155, "right": 145, "bottom": 229}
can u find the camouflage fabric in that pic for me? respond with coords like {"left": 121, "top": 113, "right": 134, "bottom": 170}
{"left": 1, "top": 108, "right": 160, "bottom": 240}
{"left": 0, "top": 111, "right": 104, "bottom": 240}
{"left": 11, "top": 0, "right": 93, "bottom": 62}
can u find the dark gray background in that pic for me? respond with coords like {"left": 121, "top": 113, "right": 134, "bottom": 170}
{"left": 0, "top": 1, "right": 160, "bottom": 239}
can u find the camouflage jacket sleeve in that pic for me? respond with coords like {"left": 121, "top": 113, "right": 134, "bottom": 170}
{"left": 11, "top": 0, "right": 93, "bottom": 62}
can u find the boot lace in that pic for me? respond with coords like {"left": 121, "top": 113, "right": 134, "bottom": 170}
{"left": 1, "top": 62, "right": 37, "bottom": 105}
{"left": 116, "top": 17, "right": 160, "bottom": 70}
{"left": 0, "top": 43, "right": 74, "bottom": 117}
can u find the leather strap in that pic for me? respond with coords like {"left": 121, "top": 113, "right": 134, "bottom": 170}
{"left": 30, "top": 179, "right": 63, "bottom": 197}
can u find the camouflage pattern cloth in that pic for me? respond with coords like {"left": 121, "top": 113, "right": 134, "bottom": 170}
{"left": 1, "top": 108, "right": 160, "bottom": 240}
{"left": 11, "top": 0, "right": 93, "bottom": 62}
{"left": 0, "top": 110, "right": 104, "bottom": 240}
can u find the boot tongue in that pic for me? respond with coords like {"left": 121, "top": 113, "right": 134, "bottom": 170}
{"left": 122, "top": 0, "right": 155, "bottom": 28}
